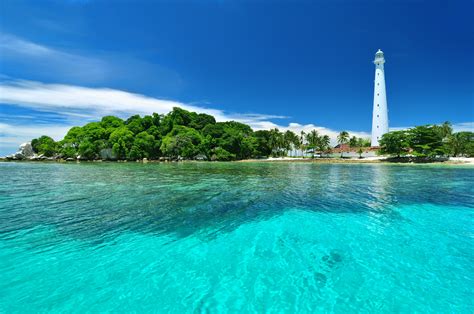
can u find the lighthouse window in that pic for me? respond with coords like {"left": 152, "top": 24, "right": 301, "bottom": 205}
{"left": 377, "top": 125, "right": 379, "bottom": 128}
{"left": 377, "top": 83, "right": 379, "bottom": 86}
{"left": 377, "top": 115, "right": 379, "bottom": 117}
{"left": 377, "top": 93, "right": 379, "bottom": 96}
{"left": 377, "top": 104, "right": 379, "bottom": 107}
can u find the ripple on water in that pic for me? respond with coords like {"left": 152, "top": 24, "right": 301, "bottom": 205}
{"left": 0, "top": 162, "right": 473, "bottom": 312}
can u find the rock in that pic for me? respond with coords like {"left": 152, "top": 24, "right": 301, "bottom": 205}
{"left": 32, "top": 154, "right": 47, "bottom": 161}
{"left": 99, "top": 148, "right": 116, "bottom": 160}
{"left": 143, "top": 158, "right": 148, "bottom": 163}
{"left": 19, "top": 142, "right": 35, "bottom": 158}
{"left": 5, "top": 142, "right": 35, "bottom": 160}
{"left": 195, "top": 154, "right": 208, "bottom": 161}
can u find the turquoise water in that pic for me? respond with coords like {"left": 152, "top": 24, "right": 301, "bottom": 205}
{"left": 0, "top": 162, "right": 473, "bottom": 313}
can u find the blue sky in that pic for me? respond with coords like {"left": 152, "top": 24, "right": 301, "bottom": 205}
{"left": 0, "top": 0, "right": 473, "bottom": 155}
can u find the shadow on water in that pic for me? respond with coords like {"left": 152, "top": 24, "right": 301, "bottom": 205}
{"left": 0, "top": 162, "right": 473, "bottom": 244}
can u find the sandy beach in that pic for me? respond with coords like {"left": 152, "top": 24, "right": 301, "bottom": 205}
{"left": 238, "top": 156, "right": 474, "bottom": 165}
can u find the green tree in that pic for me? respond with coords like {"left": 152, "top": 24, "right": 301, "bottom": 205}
{"left": 31, "top": 135, "right": 57, "bottom": 157}
{"left": 146, "top": 125, "right": 161, "bottom": 139}
{"left": 109, "top": 127, "right": 135, "bottom": 159}
{"left": 337, "top": 131, "right": 349, "bottom": 157}
{"left": 239, "top": 135, "right": 257, "bottom": 159}
{"left": 318, "top": 135, "right": 331, "bottom": 157}
{"left": 62, "top": 126, "right": 84, "bottom": 147}
{"left": 78, "top": 140, "right": 99, "bottom": 159}
{"left": 446, "top": 132, "right": 474, "bottom": 157}
{"left": 141, "top": 115, "right": 154, "bottom": 130}
{"left": 211, "top": 147, "right": 236, "bottom": 161}
{"left": 349, "top": 136, "right": 358, "bottom": 149}
{"left": 284, "top": 130, "right": 299, "bottom": 157}
{"left": 189, "top": 113, "right": 216, "bottom": 130}
{"left": 379, "top": 131, "right": 409, "bottom": 157}
{"left": 101, "top": 116, "right": 124, "bottom": 129}
{"left": 160, "top": 126, "right": 203, "bottom": 158}
{"left": 159, "top": 107, "right": 196, "bottom": 134}
{"left": 128, "top": 131, "right": 157, "bottom": 160}
{"left": 253, "top": 130, "right": 272, "bottom": 157}
{"left": 59, "top": 144, "right": 77, "bottom": 159}
{"left": 438, "top": 121, "right": 453, "bottom": 138}
{"left": 151, "top": 113, "right": 162, "bottom": 127}
{"left": 125, "top": 115, "right": 145, "bottom": 134}
{"left": 299, "top": 130, "right": 306, "bottom": 157}
{"left": 219, "top": 122, "right": 254, "bottom": 159}
{"left": 305, "top": 130, "right": 320, "bottom": 158}
{"left": 268, "top": 128, "right": 284, "bottom": 157}
{"left": 357, "top": 138, "right": 371, "bottom": 147}
{"left": 59, "top": 126, "right": 84, "bottom": 158}
{"left": 407, "top": 125, "right": 446, "bottom": 157}
{"left": 82, "top": 122, "right": 107, "bottom": 142}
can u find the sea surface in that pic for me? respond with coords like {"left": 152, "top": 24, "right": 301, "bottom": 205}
{"left": 0, "top": 162, "right": 473, "bottom": 313}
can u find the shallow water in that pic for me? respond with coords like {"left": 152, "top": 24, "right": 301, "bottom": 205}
{"left": 0, "top": 162, "right": 473, "bottom": 312}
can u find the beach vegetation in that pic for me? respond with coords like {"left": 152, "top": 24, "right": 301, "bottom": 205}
{"left": 31, "top": 135, "right": 57, "bottom": 157}
{"left": 380, "top": 125, "right": 473, "bottom": 158}
{"left": 378, "top": 130, "right": 409, "bottom": 157}
{"left": 337, "top": 131, "right": 349, "bottom": 157}
{"left": 27, "top": 107, "right": 472, "bottom": 161}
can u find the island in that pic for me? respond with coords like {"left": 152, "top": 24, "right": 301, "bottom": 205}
{"left": 3, "top": 107, "right": 473, "bottom": 164}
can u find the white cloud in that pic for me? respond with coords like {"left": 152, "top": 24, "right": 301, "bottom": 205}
{"left": 0, "top": 33, "right": 107, "bottom": 82}
{"left": 390, "top": 122, "right": 473, "bottom": 133}
{"left": 0, "top": 123, "right": 73, "bottom": 144}
{"left": 277, "top": 122, "right": 370, "bottom": 146}
{"left": 0, "top": 123, "right": 74, "bottom": 156}
{"left": 0, "top": 32, "right": 184, "bottom": 90}
{"left": 0, "top": 80, "right": 298, "bottom": 127}
{"left": 0, "top": 79, "right": 371, "bottom": 154}
{"left": 0, "top": 34, "right": 53, "bottom": 57}
{"left": 452, "top": 122, "right": 474, "bottom": 132}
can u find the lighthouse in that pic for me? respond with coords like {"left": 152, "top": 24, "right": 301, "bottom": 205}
{"left": 371, "top": 49, "right": 389, "bottom": 146}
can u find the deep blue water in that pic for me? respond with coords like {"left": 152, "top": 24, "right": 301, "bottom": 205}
{"left": 0, "top": 162, "right": 473, "bottom": 312}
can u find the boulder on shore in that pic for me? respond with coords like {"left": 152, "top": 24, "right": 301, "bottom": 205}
{"left": 5, "top": 142, "right": 35, "bottom": 160}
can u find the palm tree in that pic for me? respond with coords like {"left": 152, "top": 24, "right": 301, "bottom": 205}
{"left": 300, "top": 130, "right": 306, "bottom": 157}
{"left": 349, "top": 136, "right": 358, "bottom": 149}
{"left": 306, "top": 130, "right": 319, "bottom": 158}
{"left": 440, "top": 121, "right": 453, "bottom": 139}
{"left": 284, "top": 130, "right": 299, "bottom": 157}
{"left": 268, "top": 128, "right": 282, "bottom": 157}
{"left": 337, "top": 131, "right": 349, "bottom": 158}
{"left": 318, "top": 135, "right": 331, "bottom": 157}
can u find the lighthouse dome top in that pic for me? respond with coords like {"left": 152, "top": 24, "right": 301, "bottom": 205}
{"left": 374, "top": 49, "right": 385, "bottom": 64}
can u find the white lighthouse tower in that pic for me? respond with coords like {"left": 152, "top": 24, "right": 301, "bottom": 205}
{"left": 371, "top": 49, "right": 389, "bottom": 146}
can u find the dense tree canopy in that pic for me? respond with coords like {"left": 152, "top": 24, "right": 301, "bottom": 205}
{"left": 379, "top": 123, "right": 473, "bottom": 158}
{"left": 30, "top": 107, "right": 306, "bottom": 161}
{"left": 29, "top": 107, "right": 469, "bottom": 161}
{"left": 31, "top": 135, "right": 57, "bottom": 157}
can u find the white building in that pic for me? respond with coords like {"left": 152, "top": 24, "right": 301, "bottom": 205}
{"left": 371, "top": 49, "right": 389, "bottom": 146}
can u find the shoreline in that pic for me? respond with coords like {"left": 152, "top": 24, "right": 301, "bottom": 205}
{"left": 238, "top": 157, "right": 474, "bottom": 165}
{"left": 1, "top": 157, "right": 473, "bottom": 166}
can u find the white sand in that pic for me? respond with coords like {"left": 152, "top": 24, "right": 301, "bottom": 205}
{"left": 448, "top": 157, "right": 474, "bottom": 165}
